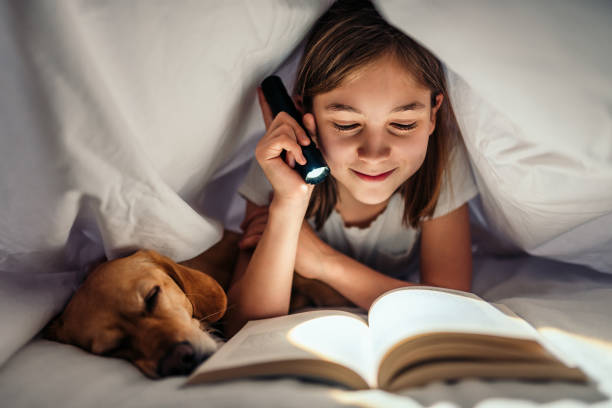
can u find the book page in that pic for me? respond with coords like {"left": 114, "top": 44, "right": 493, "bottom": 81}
{"left": 191, "top": 309, "right": 376, "bottom": 386}
{"left": 368, "top": 287, "right": 540, "bottom": 365}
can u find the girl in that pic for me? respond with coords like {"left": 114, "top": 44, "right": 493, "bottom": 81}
{"left": 227, "top": 0, "right": 477, "bottom": 334}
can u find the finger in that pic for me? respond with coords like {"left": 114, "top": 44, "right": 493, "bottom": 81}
{"left": 240, "top": 229, "right": 262, "bottom": 245}
{"left": 291, "top": 113, "right": 311, "bottom": 147}
{"left": 239, "top": 238, "right": 258, "bottom": 250}
{"left": 245, "top": 203, "right": 269, "bottom": 220}
{"left": 269, "top": 112, "right": 310, "bottom": 147}
{"left": 262, "top": 129, "right": 307, "bottom": 165}
{"left": 240, "top": 219, "right": 266, "bottom": 239}
{"left": 240, "top": 207, "right": 269, "bottom": 231}
{"left": 242, "top": 215, "right": 269, "bottom": 235}
{"left": 257, "top": 86, "right": 275, "bottom": 129}
{"left": 238, "top": 234, "right": 262, "bottom": 249}
{"left": 241, "top": 206, "right": 268, "bottom": 230}
{"left": 286, "top": 151, "right": 296, "bottom": 168}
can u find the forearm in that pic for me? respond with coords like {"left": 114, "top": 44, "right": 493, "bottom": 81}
{"left": 420, "top": 204, "right": 473, "bottom": 292}
{"left": 317, "top": 247, "right": 416, "bottom": 310}
{"left": 224, "top": 249, "right": 252, "bottom": 337}
{"left": 229, "top": 200, "right": 306, "bottom": 323}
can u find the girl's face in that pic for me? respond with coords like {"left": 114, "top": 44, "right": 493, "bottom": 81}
{"left": 312, "top": 54, "right": 442, "bottom": 207}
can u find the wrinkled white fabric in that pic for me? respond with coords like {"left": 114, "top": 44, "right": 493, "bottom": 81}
{"left": 0, "top": 0, "right": 330, "bottom": 366}
{"left": 1, "top": 0, "right": 611, "bottom": 381}
{"left": 378, "top": 0, "right": 612, "bottom": 272}
{"left": 2, "top": 253, "right": 612, "bottom": 407}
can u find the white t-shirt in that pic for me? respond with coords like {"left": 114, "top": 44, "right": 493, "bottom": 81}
{"left": 238, "top": 139, "right": 478, "bottom": 281}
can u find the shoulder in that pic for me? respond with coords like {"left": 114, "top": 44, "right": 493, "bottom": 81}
{"left": 432, "top": 137, "right": 478, "bottom": 219}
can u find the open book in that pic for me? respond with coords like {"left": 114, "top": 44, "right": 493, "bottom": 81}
{"left": 187, "top": 286, "right": 587, "bottom": 391}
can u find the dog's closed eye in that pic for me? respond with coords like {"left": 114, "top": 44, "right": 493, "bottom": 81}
{"left": 145, "top": 285, "right": 160, "bottom": 314}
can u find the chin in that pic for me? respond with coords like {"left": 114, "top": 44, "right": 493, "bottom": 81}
{"left": 351, "top": 187, "right": 396, "bottom": 206}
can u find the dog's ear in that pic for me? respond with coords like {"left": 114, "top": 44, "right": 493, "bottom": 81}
{"left": 43, "top": 314, "right": 66, "bottom": 342}
{"left": 150, "top": 251, "right": 227, "bottom": 323}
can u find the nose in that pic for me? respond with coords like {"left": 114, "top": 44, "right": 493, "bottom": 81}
{"left": 357, "top": 130, "right": 391, "bottom": 163}
{"left": 157, "top": 341, "right": 212, "bottom": 377}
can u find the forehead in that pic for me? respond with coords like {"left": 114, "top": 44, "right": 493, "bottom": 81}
{"left": 314, "top": 56, "right": 431, "bottom": 111}
{"left": 94, "top": 254, "right": 165, "bottom": 283}
{"left": 350, "top": 54, "right": 422, "bottom": 85}
{"left": 70, "top": 256, "right": 168, "bottom": 310}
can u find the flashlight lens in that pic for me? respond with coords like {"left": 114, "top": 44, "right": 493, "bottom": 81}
{"left": 306, "top": 167, "right": 327, "bottom": 181}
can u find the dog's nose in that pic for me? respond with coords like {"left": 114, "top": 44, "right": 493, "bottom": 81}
{"left": 157, "top": 342, "right": 210, "bottom": 377}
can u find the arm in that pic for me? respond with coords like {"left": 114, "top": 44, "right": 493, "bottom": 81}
{"left": 226, "top": 198, "right": 307, "bottom": 333}
{"left": 419, "top": 203, "right": 473, "bottom": 292}
{"left": 224, "top": 247, "right": 252, "bottom": 337}
{"left": 229, "top": 201, "right": 472, "bottom": 322}
{"left": 225, "top": 87, "right": 314, "bottom": 335}
{"left": 294, "top": 221, "right": 417, "bottom": 310}
{"left": 295, "top": 203, "right": 473, "bottom": 309}
{"left": 228, "top": 201, "right": 306, "bottom": 321}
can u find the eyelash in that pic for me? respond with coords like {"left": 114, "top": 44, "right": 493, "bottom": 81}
{"left": 333, "top": 123, "right": 360, "bottom": 131}
{"left": 332, "top": 123, "right": 417, "bottom": 132}
{"left": 392, "top": 122, "right": 417, "bottom": 131}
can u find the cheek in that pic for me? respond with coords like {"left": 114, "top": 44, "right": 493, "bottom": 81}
{"left": 163, "top": 287, "right": 194, "bottom": 318}
{"left": 318, "top": 133, "right": 353, "bottom": 170}
{"left": 396, "top": 133, "right": 430, "bottom": 169}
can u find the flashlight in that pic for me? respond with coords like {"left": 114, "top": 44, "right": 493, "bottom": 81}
{"left": 261, "top": 76, "right": 330, "bottom": 185}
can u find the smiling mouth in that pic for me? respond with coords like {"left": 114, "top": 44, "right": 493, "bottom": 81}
{"left": 351, "top": 169, "right": 395, "bottom": 182}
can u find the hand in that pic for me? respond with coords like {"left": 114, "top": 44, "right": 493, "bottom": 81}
{"left": 255, "top": 87, "right": 316, "bottom": 207}
{"left": 238, "top": 201, "right": 269, "bottom": 250}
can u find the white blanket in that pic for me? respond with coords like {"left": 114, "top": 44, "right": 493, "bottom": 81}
{"left": 1, "top": 1, "right": 611, "bottom": 405}
{"left": 1, "top": 253, "right": 611, "bottom": 407}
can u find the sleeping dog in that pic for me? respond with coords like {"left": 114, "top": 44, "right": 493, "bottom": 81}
{"left": 46, "top": 230, "right": 350, "bottom": 378}
{"left": 45, "top": 231, "right": 239, "bottom": 378}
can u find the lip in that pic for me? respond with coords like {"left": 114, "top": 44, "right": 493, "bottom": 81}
{"left": 352, "top": 169, "right": 396, "bottom": 182}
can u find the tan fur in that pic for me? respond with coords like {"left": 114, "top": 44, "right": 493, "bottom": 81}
{"left": 45, "top": 229, "right": 349, "bottom": 377}
{"left": 45, "top": 231, "right": 239, "bottom": 378}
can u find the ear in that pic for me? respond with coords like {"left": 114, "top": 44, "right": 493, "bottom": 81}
{"left": 302, "top": 113, "right": 319, "bottom": 146}
{"left": 151, "top": 252, "right": 227, "bottom": 323}
{"left": 428, "top": 93, "right": 444, "bottom": 135}
{"left": 294, "top": 94, "right": 304, "bottom": 115}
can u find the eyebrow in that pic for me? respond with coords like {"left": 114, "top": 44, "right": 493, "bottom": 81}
{"left": 325, "top": 102, "right": 426, "bottom": 114}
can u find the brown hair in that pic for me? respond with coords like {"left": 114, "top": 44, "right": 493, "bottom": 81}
{"left": 294, "top": 0, "right": 459, "bottom": 229}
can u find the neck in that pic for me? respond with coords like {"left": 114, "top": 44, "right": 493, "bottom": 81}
{"left": 335, "top": 185, "right": 390, "bottom": 229}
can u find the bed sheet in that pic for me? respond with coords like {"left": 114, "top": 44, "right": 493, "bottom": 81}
{"left": 1, "top": 253, "right": 611, "bottom": 408}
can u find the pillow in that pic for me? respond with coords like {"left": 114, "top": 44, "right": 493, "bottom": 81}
{"left": 377, "top": 0, "right": 612, "bottom": 272}
{"left": 0, "top": 0, "right": 329, "bottom": 367}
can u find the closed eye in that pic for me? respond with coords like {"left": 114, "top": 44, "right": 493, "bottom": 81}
{"left": 333, "top": 123, "right": 360, "bottom": 131}
{"left": 145, "top": 285, "right": 160, "bottom": 314}
{"left": 391, "top": 122, "right": 417, "bottom": 131}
